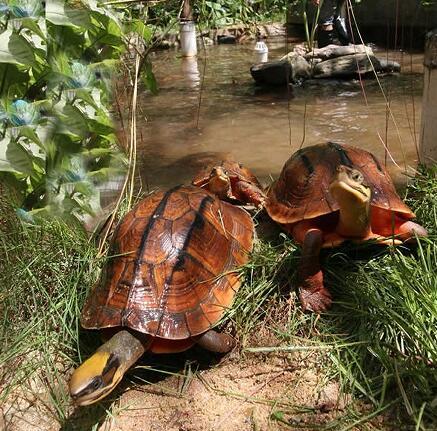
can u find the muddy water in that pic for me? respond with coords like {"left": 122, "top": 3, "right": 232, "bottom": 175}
{"left": 136, "top": 40, "right": 424, "bottom": 191}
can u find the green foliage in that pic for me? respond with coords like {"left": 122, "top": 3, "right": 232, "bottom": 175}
{"left": 0, "top": 165, "right": 435, "bottom": 427}
{"left": 238, "top": 168, "right": 437, "bottom": 429}
{"left": 0, "top": 195, "right": 100, "bottom": 422}
{"left": 148, "top": 0, "right": 289, "bottom": 29}
{"left": 315, "top": 168, "right": 437, "bottom": 428}
{"left": 0, "top": 0, "right": 154, "bottom": 225}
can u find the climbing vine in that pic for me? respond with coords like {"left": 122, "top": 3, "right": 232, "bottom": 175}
{"left": 0, "top": 0, "right": 152, "bottom": 225}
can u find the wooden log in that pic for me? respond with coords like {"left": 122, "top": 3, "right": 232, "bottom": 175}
{"left": 419, "top": 29, "right": 437, "bottom": 166}
{"left": 304, "top": 44, "right": 373, "bottom": 61}
{"left": 313, "top": 53, "right": 382, "bottom": 78}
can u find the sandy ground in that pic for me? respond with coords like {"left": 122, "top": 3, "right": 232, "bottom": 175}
{"left": 100, "top": 357, "right": 342, "bottom": 431}
{"left": 1, "top": 344, "right": 357, "bottom": 431}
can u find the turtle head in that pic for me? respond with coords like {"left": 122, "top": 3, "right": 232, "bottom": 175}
{"left": 329, "top": 165, "right": 372, "bottom": 237}
{"left": 69, "top": 330, "right": 146, "bottom": 406}
{"left": 207, "top": 166, "right": 232, "bottom": 199}
{"left": 329, "top": 165, "right": 371, "bottom": 205}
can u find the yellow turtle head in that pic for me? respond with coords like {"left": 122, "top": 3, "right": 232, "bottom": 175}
{"left": 329, "top": 165, "right": 371, "bottom": 206}
{"left": 69, "top": 330, "right": 146, "bottom": 406}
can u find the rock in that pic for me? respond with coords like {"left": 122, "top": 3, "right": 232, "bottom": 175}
{"left": 250, "top": 60, "right": 292, "bottom": 86}
{"left": 316, "top": 382, "right": 350, "bottom": 412}
{"left": 304, "top": 44, "right": 374, "bottom": 61}
{"left": 292, "top": 44, "right": 308, "bottom": 57}
{"left": 262, "top": 23, "right": 286, "bottom": 37}
{"left": 313, "top": 53, "right": 382, "bottom": 78}
{"left": 217, "top": 35, "right": 236, "bottom": 44}
{"left": 281, "top": 52, "right": 312, "bottom": 82}
{"left": 251, "top": 43, "right": 400, "bottom": 84}
{"left": 378, "top": 58, "right": 401, "bottom": 73}
{"left": 200, "top": 36, "right": 214, "bottom": 46}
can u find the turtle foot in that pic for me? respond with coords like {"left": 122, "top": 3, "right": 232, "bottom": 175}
{"left": 298, "top": 271, "right": 332, "bottom": 313}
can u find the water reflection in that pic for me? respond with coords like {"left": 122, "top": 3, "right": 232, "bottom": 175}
{"left": 180, "top": 57, "right": 200, "bottom": 88}
{"left": 137, "top": 41, "right": 423, "bottom": 192}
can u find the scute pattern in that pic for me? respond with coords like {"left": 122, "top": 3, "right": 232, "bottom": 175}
{"left": 267, "top": 142, "right": 414, "bottom": 224}
{"left": 81, "top": 185, "right": 253, "bottom": 340}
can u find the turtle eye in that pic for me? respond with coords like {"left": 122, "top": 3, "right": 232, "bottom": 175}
{"left": 92, "top": 378, "right": 102, "bottom": 390}
{"left": 351, "top": 170, "right": 363, "bottom": 183}
{"left": 81, "top": 376, "right": 103, "bottom": 395}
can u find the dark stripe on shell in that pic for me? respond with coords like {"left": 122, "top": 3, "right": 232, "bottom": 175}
{"left": 300, "top": 154, "right": 315, "bottom": 175}
{"left": 328, "top": 142, "right": 353, "bottom": 167}
{"left": 173, "top": 195, "right": 214, "bottom": 271}
{"left": 133, "top": 186, "right": 182, "bottom": 270}
{"left": 370, "top": 153, "right": 384, "bottom": 173}
{"left": 123, "top": 185, "right": 183, "bottom": 326}
{"left": 156, "top": 194, "right": 215, "bottom": 335}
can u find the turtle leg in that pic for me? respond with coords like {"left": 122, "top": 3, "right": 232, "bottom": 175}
{"left": 232, "top": 180, "right": 266, "bottom": 207}
{"left": 293, "top": 223, "right": 332, "bottom": 313}
{"left": 397, "top": 220, "right": 428, "bottom": 243}
{"left": 195, "top": 329, "right": 236, "bottom": 353}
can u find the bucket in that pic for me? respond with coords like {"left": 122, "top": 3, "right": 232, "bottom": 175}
{"left": 254, "top": 41, "right": 268, "bottom": 63}
{"left": 180, "top": 21, "right": 197, "bottom": 57}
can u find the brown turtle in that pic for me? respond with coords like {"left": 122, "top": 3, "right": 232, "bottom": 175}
{"left": 192, "top": 160, "right": 266, "bottom": 207}
{"left": 69, "top": 185, "right": 254, "bottom": 405}
{"left": 266, "top": 142, "right": 427, "bottom": 313}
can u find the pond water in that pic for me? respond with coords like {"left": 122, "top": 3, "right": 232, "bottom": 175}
{"left": 133, "top": 39, "right": 424, "bottom": 192}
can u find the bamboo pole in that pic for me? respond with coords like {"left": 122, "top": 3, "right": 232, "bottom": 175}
{"left": 419, "top": 29, "right": 437, "bottom": 166}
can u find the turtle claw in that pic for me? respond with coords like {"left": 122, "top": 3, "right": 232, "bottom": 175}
{"left": 298, "top": 271, "right": 332, "bottom": 313}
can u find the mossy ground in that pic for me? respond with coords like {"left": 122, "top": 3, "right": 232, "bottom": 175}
{"left": 0, "top": 167, "right": 435, "bottom": 430}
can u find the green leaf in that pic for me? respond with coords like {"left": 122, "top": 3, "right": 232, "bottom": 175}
{"left": 0, "top": 63, "right": 28, "bottom": 96}
{"left": 141, "top": 60, "right": 158, "bottom": 95}
{"left": 10, "top": 32, "right": 37, "bottom": 65}
{"left": 60, "top": 105, "right": 88, "bottom": 137}
{"left": 50, "top": 50, "right": 71, "bottom": 75}
{"left": 19, "top": 126, "right": 43, "bottom": 147}
{"left": 87, "top": 118, "right": 114, "bottom": 136}
{"left": 46, "top": 0, "right": 91, "bottom": 27}
{"left": 73, "top": 180, "right": 94, "bottom": 196}
{"left": 20, "top": 18, "right": 47, "bottom": 40}
{"left": 0, "top": 137, "right": 17, "bottom": 173}
{"left": 106, "top": 17, "right": 123, "bottom": 38}
{"left": 125, "top": 20, "right": 152, "bottom": 43}
{"left": 88, "top": 12, "right": 124, "bottom": 49}
{"left": 0, "top": 30, "right": 36, "bottom": 66}
{"left": 89, "top": 59, "right": 119, "bottom": 70}
{"left": 87, "top": 166, "right": 122, "bottom": 181}
{"left": 83, "top": 148, "right": 114, "bottom": 158}
{"left": 5, "top": 140, "right": 34, "bottom": 175}
{"left": 46, "top": 24, "right": 85, "bottom": 59}
{"left": 73, "top": 89, "right": 101, "bottom": 110}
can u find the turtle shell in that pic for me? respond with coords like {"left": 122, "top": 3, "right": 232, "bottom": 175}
{"left": 81, "top": 185, "right": 253, "bottom": 340}
{"left": 266, "top": 142, "right": 414, "bottom": 225}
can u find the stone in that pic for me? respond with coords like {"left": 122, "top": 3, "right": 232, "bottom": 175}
{"left": 217, "top": 35, "right": 236, "bottom": 44}
{"left": 281, "top": 52, "right": 312, "bottom": 83}
{"left": 313, "top": 53, "right": 382, "bottom": 78}
{"left": 304, "top": 44, "right": 374, "bottom": 61}
{"left": 250, "top": 60, "right": 292, "bottom": 86}
{"left": 378, "top": 58, "right": 401, "bottom": 73}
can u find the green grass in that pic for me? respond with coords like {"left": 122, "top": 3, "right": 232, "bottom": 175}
{"left": 321, "top": 237, "right": 437, "bottom": 429}
{"left": 230, "top": 167, "right": 437, "bottom": 429}
{"left": 0, "top": 198, "right": 102, "bottom": 427}
{"left": 0, "top": 167, "right": 435, "bottom": 430}
{"left": 319, "top": 166, "right": 437, "bottom": 429}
